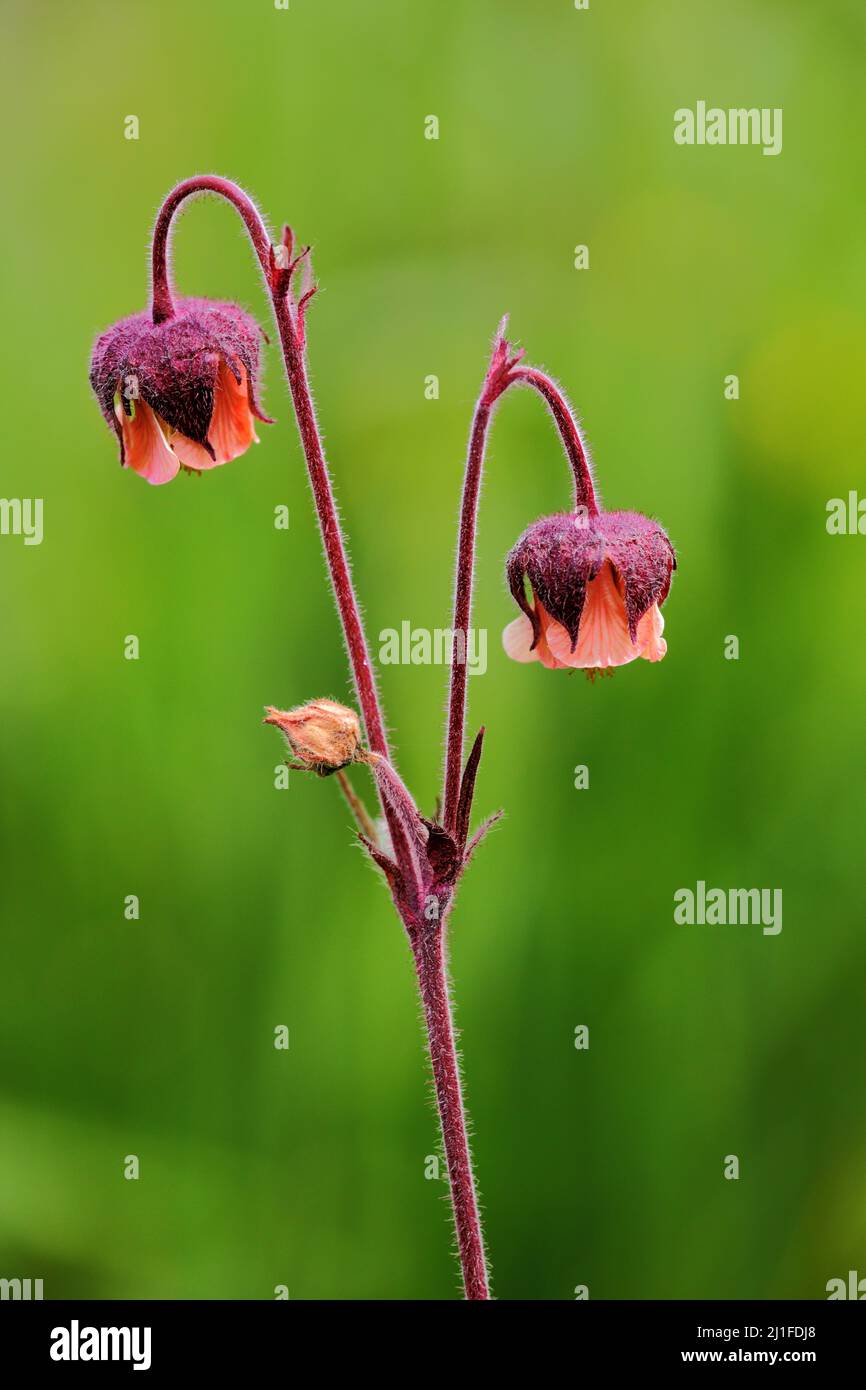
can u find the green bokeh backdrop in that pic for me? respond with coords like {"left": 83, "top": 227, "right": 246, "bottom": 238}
{"left": 1, "top": 0, "right": 865, "bottom": 1299}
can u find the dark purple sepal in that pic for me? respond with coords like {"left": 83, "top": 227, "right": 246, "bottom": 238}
{"left": 89, "top": 296, "right": 271, "bottom": 456}
{"left": 595, "top": 510, "right": 676, "bottom": 641}
{"left": 507, "top": 512, "right": 606, "bottom": 648}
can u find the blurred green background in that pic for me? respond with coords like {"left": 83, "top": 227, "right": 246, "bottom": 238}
{"left": 1, "top": 0, "right": 865, "bottom": 1300}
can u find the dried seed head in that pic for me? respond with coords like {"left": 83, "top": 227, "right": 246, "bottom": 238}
{"left": 263, "top": 699, "right": 364, "bottom": 776}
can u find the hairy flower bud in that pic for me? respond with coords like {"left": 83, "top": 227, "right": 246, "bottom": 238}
{"left": 504, "top": 509, "right": 676, "bottom": 670}
{"left": 89, "top": 297, "right": 272, "bottom": 484}
{"left": 263, "top": 700, "right": 364, "bottom": 776}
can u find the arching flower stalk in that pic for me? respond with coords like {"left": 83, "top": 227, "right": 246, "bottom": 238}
{"left": 89, "top": 176, "right": 676, "bottom": 1302}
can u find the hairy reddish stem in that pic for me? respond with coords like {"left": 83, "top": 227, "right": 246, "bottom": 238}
{"left": 150, "top": 177, "right": 394, "bottom": 764}
{"left": 412, "top": 926, "right": 489, "bottom": 1300}
{"left": 365, "top": 753, "right": 426, "bottom": 912}
{"left": 442, "top": 341, "right": 596, "bottom": 830}
{"left": 271, "top": 293, "right": 394, "bottom": 759}
{"left": 151, "top": 175, "right": 273, "bottom": 326}
{"left": 150, "top": 176, "right": 490, "bottom": 1300}
{"left": 151, "top": 176, "right": 413, "bottom": 885}
{"left": 442, "top": 394, "right": 497, "bottom": 832}
{"left": 510, "top": 366, "right": 597, "bottom": 517}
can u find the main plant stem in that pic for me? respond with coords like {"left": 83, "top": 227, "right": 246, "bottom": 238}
{"left": 271, "top": 294, "right": 393, "bottom": 759}
{"left": 150, "top": 176, "right": 490, "bottom": 1299}
{"left": 412, "top": 925, "right": 489, "bottom": 1300}
{"left": 151, "top": 176, "right": 392, "bottom": 761}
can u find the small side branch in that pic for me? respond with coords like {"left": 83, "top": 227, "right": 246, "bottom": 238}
{"left": 335, "top": 768, "right": 379, "bottom": 843}
{"left": 441, "top": 322, "right": 597, "bottom": 832}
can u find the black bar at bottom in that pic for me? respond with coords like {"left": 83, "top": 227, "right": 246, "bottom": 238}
{"left": 1, "top": 1298, "right": 861, "bottom": 1374}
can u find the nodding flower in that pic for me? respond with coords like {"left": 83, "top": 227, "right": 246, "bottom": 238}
{"left": 504, "top": 509, "right": 676, "bottom": 672}
{"left": 89, "top": 297, "right": 272, "bottom": 484}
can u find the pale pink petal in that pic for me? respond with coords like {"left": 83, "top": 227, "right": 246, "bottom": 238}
{"left": 502, "top": 614, "right": 538, "bottom": 663}
{"left": 169, "top": 432, "right": 220, "bottom": 472}
{"left": 116, "top": 399, "right": 179, "bottom": 486}
{"left": 207, "top": 359, "right": 259, "bottom": 465}
{"left": 636, "top": 603, "right": 667, "bottom": 662}
{"left": 534, "top": 609, "right": 570, "bottom": 669}
{"left": 546, "top": 562, "right": 640, "bottom": 669}
{"left": 503, "top": 607, "right": 569, "bottom": 669}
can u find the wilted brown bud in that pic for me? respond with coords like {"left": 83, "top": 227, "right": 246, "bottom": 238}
{"left": 263, "top": 699, "right": 364, "bottom": 776}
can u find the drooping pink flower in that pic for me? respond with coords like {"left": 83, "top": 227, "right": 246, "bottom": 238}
{"left": 89, "top": 297, "right": 272, "bottom": 484}
{"left": 503, "top": 510, "right": 675, "bottom": 671}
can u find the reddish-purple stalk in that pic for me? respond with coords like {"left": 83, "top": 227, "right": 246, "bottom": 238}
{"left": 442, "top": 341, "right": 596, "bottom": 831}
{"left": 149, "top": 176, "right": 490, "bottom": 1299}
{"left": 150, "top": 177, "right": 391, "bottom": 761}
{"left": 412, "top": 928, "right": 489, "bottom": 1301}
